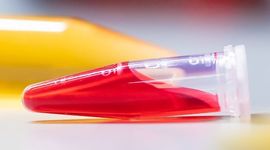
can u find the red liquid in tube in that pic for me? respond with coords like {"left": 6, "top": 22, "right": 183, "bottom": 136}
{"left": 23, "top": 62, "right": 220, "bottom": 119}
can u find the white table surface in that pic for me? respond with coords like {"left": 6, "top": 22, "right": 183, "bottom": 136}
{"left": 2, "top": 109, "right": 269, "bottom": 150}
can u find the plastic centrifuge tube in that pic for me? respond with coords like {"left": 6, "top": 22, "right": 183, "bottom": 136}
{"left": 23, "top": 45, "right": 250, "bottom": 119}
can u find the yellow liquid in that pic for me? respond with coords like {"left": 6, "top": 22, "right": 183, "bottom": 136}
{"left": 0, "top": 16, "right": 174, "bottom": 104}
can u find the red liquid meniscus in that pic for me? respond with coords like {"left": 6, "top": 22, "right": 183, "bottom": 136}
{"left": 23, "top": 62, "right": 220, "bottom": 119}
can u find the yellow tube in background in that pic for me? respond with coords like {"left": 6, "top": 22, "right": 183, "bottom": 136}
{"left": 0, "top": 16, "right": 175, "bottom": 106}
